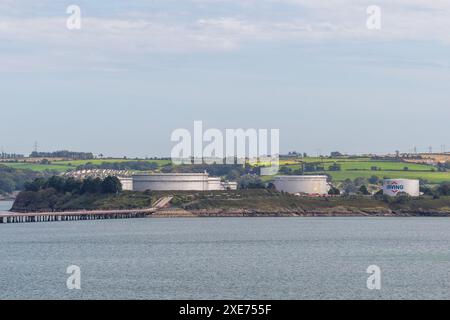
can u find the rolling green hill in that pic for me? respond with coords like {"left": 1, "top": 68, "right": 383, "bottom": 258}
{"left": 271, "top": 157, "right": 450, "bottom": 183}
{"left": 0, "top": 159, "right": 171, "bottom": 173}
{"left": 1, "top": 162, "right": 73, "bottom": 172}
{"left": 1, "top": 156, "right": 449, "bottom": 185}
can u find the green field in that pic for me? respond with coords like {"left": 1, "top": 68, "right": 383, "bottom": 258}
{"left": 1, "top": 159, "right": 171, "bottom": 173}
{"left": 320, "top": 170, "right": 450, "bottom": 183}
{"left": 274, "top": 157, "right": 450, "bottom": 184}
{"left": 53, "top": 159, "right": 171, "bottom": 166}
{"left": 1, "top": 162, "right": 74, "bottom": 172}
{"left": 2, "top": 156, "right": 449, "bottom": 184}
{"left": 281, "top": 159, "right": 433, "bottom": 171}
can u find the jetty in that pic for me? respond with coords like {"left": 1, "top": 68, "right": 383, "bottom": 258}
{"left": 0, "top": 196, "right": 173, "bottom": 224}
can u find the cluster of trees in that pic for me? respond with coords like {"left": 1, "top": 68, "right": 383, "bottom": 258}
{"left": 0, "top": 152, "right": 24, "bottom": 159}
{"left": 328, "top": 186, "right": 341, "bottom": 195}
{"left": 420, "top": 182, "right": 450, "bottom": 198}
{"left": 437, "top": 162, "right": 450, "bottom": 172}
{"left": 30, "top": 150, "right": 94, "bottom": 160}
{"left": 24, "top": 176, "right": 122, "bottom": 195}
{"left": 304, "top": 163, "right": 325, "bottom": 172}
{"left": 340, "top": 177, "right": 372, "bottom": 195}
{"left": 436, "top": 183, "right": 450, "bottom": 196}
{"left": 76, "top": 161, "right": 160, "bottom": 171}
{"left": 328, "top": 163, "right": 342, "bottom": 171}
{"left": 238, "top": 174, "right": 265, "bottom": 189}
{"left": 279, "top": 166, "right": 303, "bottom": 175}
{"left": 330, "top": 151, "right": 344, "bottom": 157}
{"left": 286, "top": 151, "right": 308, "bottom": 157}
{"left": 0, "top": 165, "right": 49, "bottom": 194}
{"left": 328, "top": 184, "right": 370, "bottom": 196}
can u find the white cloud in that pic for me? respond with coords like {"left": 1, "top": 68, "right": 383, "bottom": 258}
{"left": 0, "top": 0, "right": 449, "bottom": 71}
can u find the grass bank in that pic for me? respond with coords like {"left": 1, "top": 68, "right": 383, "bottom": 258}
{"left": 11, "top": 189, "right": 450, "bottom": 216}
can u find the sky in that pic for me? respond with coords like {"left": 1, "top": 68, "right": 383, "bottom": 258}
{"left": 0, "top": 0, "right": 449, "bottom": 158}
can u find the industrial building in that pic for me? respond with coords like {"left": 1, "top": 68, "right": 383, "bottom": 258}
{"left": 132, "top": 173, "right": 237, "bottom": 191}
{"left": 273, "top": 175, "right": 330, "bottom": 195}
{"left": 383, "top": 179, "right": 420, "bottom": 197}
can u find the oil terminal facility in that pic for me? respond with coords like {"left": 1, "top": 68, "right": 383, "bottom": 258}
{"left": 63, "top": 170, "right": 420, "bottom": 197}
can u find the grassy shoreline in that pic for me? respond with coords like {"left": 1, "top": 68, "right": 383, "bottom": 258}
{"left": 11, "top": 189, "right": 450, "bottom": 217}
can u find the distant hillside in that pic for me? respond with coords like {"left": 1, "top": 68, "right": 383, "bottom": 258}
{"left": 0, "top": 164, "right": 55, "bottom": 195}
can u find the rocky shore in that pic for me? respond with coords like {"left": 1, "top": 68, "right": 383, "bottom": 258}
{"left": 152, "top": 207, "right": 450, "bottom": 217}
{"left": 10, "top": 188, "right": 450, "bottom": 217}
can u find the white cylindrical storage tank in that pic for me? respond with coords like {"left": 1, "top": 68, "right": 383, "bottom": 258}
{"left": 118, "top": 177, "right": 133, "bottom": 191}
{"left": 132, "top": 173, "right": 209, "bottom": 191}
{"left": 273, "top": 175, "right": 329, "bottom": 195}
{"left": 383, "top": 179, "right": 420, "bottom": 197}
{"left": 207, "top": 177, "right": 223, "bottom": 191}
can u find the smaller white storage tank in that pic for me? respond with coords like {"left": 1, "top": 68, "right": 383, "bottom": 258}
{"left": 207, "top": 177, "right": 223, "bottom": 191}
{"left": 273, "top": 175, "right": 329, "bottom": 195}
{"left": 118, "top": 177, "right": 133, "bottom": 191}
{"left": 383, "top": 179, "right": 420, "bottom": 197}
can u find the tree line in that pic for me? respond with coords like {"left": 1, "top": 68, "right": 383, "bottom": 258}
{"left": 30, "top": 150, "right": 94, "bottom": 160}
{"left": 76, "top": 161, "right": 160, "bottom": 171}
{"left": 24, "top": 176, "right": 122, "bottom": 194}
{"left": 0, "top": 165, "right": 53, "bottom": 194}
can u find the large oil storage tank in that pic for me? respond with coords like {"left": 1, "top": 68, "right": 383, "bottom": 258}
{"left": 132, "top": 173, "right": 238, "bottom": 191}
{"left": 133, "top": 173, "right": 210, "bottom": 191}
{"left": 383, "top": 179, "right": 420, "bottom": 197}
{"left": 273, "top": 175, "right": 330, "bottom": 195}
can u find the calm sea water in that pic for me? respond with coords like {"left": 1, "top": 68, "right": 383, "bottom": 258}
{"left": 0, "top": 217, "right": 450, "bottom": 300}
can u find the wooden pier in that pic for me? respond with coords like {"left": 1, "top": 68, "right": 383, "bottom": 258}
{"left": 0, "top": 197, "right": 173, "bottom": 224}
{"left": 0, "top": 208, "right": 156, "bottom": 224}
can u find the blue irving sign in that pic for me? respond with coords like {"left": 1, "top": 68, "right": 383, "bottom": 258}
{"left": 387, "top": 181, "right": 404, "bottom": 193}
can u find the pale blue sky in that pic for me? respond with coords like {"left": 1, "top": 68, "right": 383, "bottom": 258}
{"left": 1, "top": 0, "right": 449, "bottom": 157}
